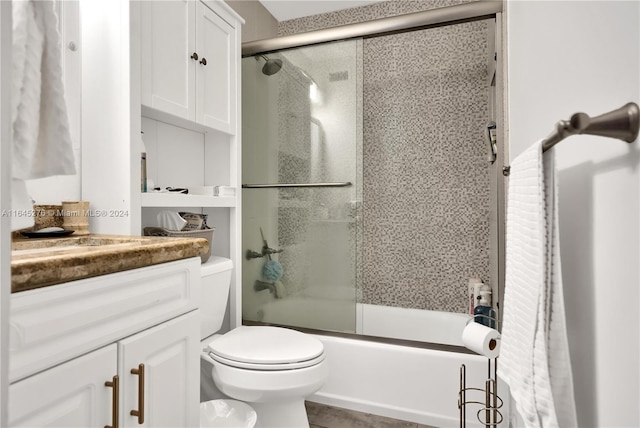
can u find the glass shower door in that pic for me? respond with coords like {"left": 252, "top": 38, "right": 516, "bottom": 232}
{"left": 241, "top": 40, "right": 361, "bottom": 333}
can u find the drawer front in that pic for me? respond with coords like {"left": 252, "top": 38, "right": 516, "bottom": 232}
{"left": 10, "top": 258, "right": 200, "bottom": 382}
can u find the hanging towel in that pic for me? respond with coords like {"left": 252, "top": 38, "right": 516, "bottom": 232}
{"left": 499, "top": 140, "right": 577, "bottom": 428}
{"left": 11, "top": 0, "right": 75, "bottom": 230}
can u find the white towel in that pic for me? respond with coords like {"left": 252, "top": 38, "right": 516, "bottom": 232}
{"left": 500, "top": 141, "right": 577, "bottom": 428}
{"left": 11, "top": 0, "right": 75, "bottom": 230}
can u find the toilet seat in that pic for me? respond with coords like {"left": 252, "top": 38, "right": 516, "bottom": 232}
{"left": 209, "top": 351, "right": 325, "bottom": 371}
{"left": 207, "top": 326, "right": 325, "bottom": 371}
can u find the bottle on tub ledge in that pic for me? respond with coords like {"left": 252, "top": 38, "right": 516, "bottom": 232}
{"left": 467, "top": 277, "right": 484, "bottom": 316}
{"left": 473, "top": 282, "right": 496, "bottom": 329}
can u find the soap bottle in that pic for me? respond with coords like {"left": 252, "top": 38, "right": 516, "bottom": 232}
{"left": 474, "top": 289, "right": 496, "bottom": 328}
{"left": 467, "top": 277, "right": 483, "bottom": 315}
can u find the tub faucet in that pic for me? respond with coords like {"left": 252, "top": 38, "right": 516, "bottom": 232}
{"left": 246, "top": 246, "right": 283, "bottom": 260}
{"left": 254, "top": 280, "right": 283, "bottom": 298}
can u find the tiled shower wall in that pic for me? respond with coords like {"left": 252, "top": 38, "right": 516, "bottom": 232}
{"left": 279, "top": 0, "right": 491, "bottom": 313}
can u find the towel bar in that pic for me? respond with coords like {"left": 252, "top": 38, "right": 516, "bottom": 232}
{"left": 502, "top": 102, "right": 639, "bottom": 176}
{"left": 541, "top": 102, "right": 639, "bottom": 152}
{"left": 242, "top": 182, "right": 352, "bottom": 188}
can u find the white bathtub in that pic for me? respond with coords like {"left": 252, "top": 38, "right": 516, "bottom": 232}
{"left": 257, "top": 297, "right": 504, "bottom": 426}
{"left": 356, "top": 303, "right": 471, "bottom": 346}
{"left": 260, "top": 296, "right": 471, "bottom": 346}
{"left": 309, "top": 334, "right": 505, "bottom": 427}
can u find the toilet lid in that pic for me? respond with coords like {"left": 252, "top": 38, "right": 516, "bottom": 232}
{"left": 207, "top": 326, "right": 324, "bottom": 368}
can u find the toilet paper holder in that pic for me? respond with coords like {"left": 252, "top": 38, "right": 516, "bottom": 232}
{"left": 458, "top": 359, "right": 503, "bottom": 427}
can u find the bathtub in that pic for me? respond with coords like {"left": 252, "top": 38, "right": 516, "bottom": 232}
{"left": 356, "top": 303, "right": 470, "bottom": 346}
{"left": 309, "top": 334, "right": 502, "bottom": 427}
{"left": 259, "top": 296, "right": 471, "bottom": 346}
{"left": 257, "top": 297, "right": 505, "bottom": 426}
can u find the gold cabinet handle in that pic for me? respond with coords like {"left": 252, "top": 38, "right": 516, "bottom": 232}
{"left": 104, "top": 375, "right": 119, "bottom": 428}
{"left": 130, "top": 364, "right": 145, "bottom": 424}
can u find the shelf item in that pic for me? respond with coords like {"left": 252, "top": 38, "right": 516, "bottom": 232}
{"left": 141, "top": 192, "right": 236, "bottom": 208}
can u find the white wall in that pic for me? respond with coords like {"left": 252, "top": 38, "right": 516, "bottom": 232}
{"left": 81, "top": 0, "right": 136, "bottom": 234}
{"left": 507, "top": 1, "right": 639, "bottom": 426}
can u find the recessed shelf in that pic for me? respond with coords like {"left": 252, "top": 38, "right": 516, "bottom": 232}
{"left": 140, "top": 193, "right": 236, "bottom": 208}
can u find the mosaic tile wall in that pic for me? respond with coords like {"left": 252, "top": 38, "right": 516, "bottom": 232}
{"left": 279, "top": 0, "right": 491, "bottom": 313}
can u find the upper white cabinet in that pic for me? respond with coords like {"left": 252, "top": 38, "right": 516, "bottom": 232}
{"left": 141, "top": 0, "right": 195, "bottom": 121}
{"left": 196, "top": 2, "right": 235, "bottom": 132}
{"left": 141, "top": 0, "right": 236, "bottom": 134}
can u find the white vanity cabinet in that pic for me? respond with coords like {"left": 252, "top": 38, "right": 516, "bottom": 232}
{"left": 119, "top": 311, "right": 199, "bottom": 427}
{"left": 140, "top": 0, "right": 236, "bottom": 134}
{"left": 9, "top": 344, "right": 117, "bottom": 427}
{"left": 8, "top": 258, "right": 201, "bottom": 428}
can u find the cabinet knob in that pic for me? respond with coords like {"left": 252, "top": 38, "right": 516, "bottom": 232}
{"left": 190, "top": 52, "right": 199, "bottom": 61}
{"left": 200, "top": 57, "right": 207, "bottom": 66}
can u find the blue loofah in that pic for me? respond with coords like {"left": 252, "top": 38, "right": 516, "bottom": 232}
{"left": 262, "top": 260, "right": 283, "bottom": 282}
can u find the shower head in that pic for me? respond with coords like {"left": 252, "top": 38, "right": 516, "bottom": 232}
{"left": 258, "top": 54, "right": 282, "bottom": 76}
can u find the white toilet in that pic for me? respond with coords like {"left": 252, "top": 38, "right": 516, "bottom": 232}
{"left": 200, "top": 257, "right": 328, "bottom": 428}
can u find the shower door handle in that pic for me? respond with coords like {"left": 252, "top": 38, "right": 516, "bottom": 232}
{"left": 242, "top": 182, "right": 352, "bottom": 189}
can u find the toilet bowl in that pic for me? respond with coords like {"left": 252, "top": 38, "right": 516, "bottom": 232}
{"left": 199, "top": 258, "right": 328, "bottom": 428}
{"left": 206, "top": 326, "right": 328, "bottom": 427}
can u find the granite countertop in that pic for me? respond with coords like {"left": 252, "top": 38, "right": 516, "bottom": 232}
{"left": 11, "top": 234, "right": 209, "bottom": 293}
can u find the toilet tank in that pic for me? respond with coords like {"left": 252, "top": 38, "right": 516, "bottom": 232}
{"left": 200, "top": 256, "right": 234, "bottom": 340}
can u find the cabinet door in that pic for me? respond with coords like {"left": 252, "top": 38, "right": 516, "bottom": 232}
{"left": 141, "top": 0, "right": 196, "bottom": 121}
{"left": 119, "top": 311, "right": 200, "bottom": 428}
{"left": 196, "top": 1, "right": 235, "bottom": 133}
{"left": 9, "top": 344, "right": 118, "bottom": 428}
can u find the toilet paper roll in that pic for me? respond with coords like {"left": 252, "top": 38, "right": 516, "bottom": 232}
{"left": 462, "top": 321, "right": 500, "bottom": 358}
